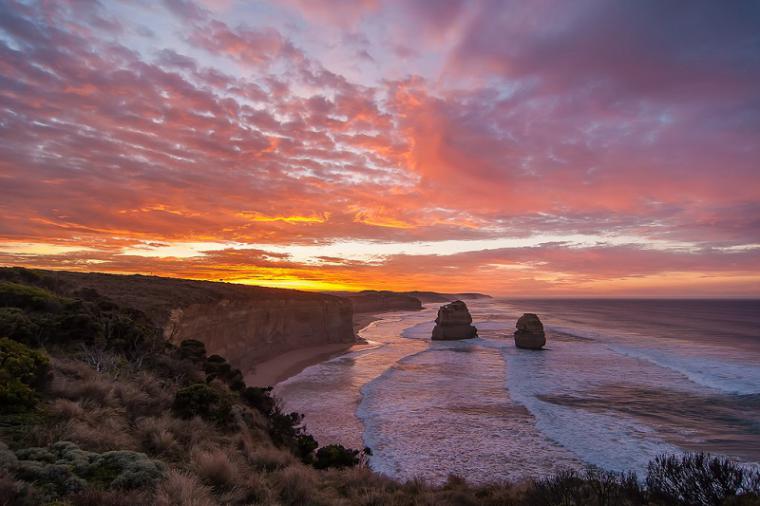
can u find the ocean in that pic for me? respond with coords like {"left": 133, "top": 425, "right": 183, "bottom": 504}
{"left": 274, "top": 299, "right": 760, "bottom": 484}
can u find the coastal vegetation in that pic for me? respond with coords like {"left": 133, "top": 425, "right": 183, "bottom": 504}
{"left": 0, "top": 267, "right": 758, "bottom": 505}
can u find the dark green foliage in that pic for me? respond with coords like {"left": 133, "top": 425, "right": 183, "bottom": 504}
{"left": 268, "top": 410, "right": 304, "bottom": 448}
{"left": 178, "top": 339, "right": 206, "bottom": 362}
{"left": 241, "top": 386, "right": 275, "bottom": 415}
{"left": 204, "top": 354, "right": 245, "bottom": 391}
{"left": 171, "top": 383, "right": 232, "bottom": 424}
{"left": 0, "top": 308, "right": 37, "bottom": 343}
{"left": 0, "top": 273, "right": 160, "bottom": 357}
{"left": 0, "top": 337, "right": 50, "bottom": 412}
{"left": 646, "top": 453, "right": 760, "bottom": 506}
{"left": 82, "top": 449, "right": 166, "bottom": 489}
{"left": 296, "top": 434, "right": 319, "bottom": 463}
{"left": 313, "top": 444, "right": 361, "bottom": 470}
{"left": 0, "top": 281, "right": 64, "bottom": 312}
{"left": 7, "top": 441, "right": 164, "bottom": 501}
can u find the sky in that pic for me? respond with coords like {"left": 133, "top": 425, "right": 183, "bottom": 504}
{"left": 0, "top": 0, "right": 759, "bottom": 296}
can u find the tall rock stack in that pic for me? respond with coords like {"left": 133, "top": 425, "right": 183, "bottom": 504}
{"left": 431, "top": 300, "right": 478, "bottom": 340}
{"left": 514, "top": 313, "right": 546, "bottom": 349}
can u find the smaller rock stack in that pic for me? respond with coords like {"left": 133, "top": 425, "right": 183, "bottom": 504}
{"left": 431, "top": 300, "right": 478, "bottom": 340}
{"left": 514, "top": 313, "right": 546, "bottom": 349}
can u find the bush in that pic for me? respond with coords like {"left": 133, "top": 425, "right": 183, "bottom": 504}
{"left": 204, "top": 355, "right": 245, "bottom": 391}
{"left": 11, "top": 441, "right": 165, "bottom": 497}
{"left": 527, "top": 467, "right": 644, "bottom": 506}
{"left": 177, "top": 339, "right": 206, "bottom": 362}
{"left": 84, "top": 449, "right": 166, "bottom": 489}
{"left": 296, "top": 435, "right": 319, "bottom": 464}
{"left": 0, "top": 308, "right": 38, "bottom": 344}
{"left": 268, "top": 411, "right": 305, "bottom": 448}
{"left": 0, "top": 281, "right": 63, "bottom": 312}
{"left": 646, "top": 453, "right": 760, "bottom": 506}
{"left": 66, "top": 488, "right": 152, "bottom": 506}
{"left": 171, "top": 383, "right": 232, "bottom": 425}
{"left": 313, "top": 444, "right": 361, "bottom": 470}
{"left": 241, "top": 386, "right": 275, "bottom": 415}
{"left": 0, "top": 337, "right": 50, "bottom": 412}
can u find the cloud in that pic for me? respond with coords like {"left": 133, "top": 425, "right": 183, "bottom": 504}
{"left": 0, "top": 0, "right": 758, "bottom": 295}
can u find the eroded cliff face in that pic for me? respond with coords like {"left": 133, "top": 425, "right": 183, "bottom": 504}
{"left": 165, "top": 297, "right": 355, "bottom": 365}
{"left": 33, "top": 269, "right": 356, "bottom": 369}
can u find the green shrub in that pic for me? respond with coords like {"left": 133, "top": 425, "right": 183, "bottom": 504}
{"left": 646, "top": 453, "right": 760, "bottom": 506}
{"left": 313, "top": 444, "right": 361, "bottom": 470}
{"left": 0, "top": 441, "right": 18, "bottom": 469}
{"left": 0, "top": 308, "right": 38, "bottom": 344}
{"left": 0, "top": 337, "right": 50, "bottom": 412}
{"left": 204, "top": 354, "right": 244, "bottom": 391}
{"left": 171, "top": 383, "right": 232, "bottom": 424}
{"left": 295, "top": 434, "right": 319, "bottom": 463}
{"left": 268, "top": 410, "right": 305, "bottom": 448}
{"left": 0, "top": 281, "right": 64, "bottom": 312}
{"left": 241, "top": 386, "right": 275, "bottom": 415}
{"left": 10, "top": 441, "right": 165, "bottom": 500}
{"left": 84, "top": 450, "right": 166, "bottom": 489}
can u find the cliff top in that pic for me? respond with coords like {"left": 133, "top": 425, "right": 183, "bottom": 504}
{"left": 0, "top": 267, "right": 346, "bottom": 325}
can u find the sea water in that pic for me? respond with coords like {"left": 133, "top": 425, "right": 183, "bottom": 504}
{"left": 275, "top": 299, "right": 760, "bottom": 483}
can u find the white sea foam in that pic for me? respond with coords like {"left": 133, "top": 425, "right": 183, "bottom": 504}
{"left": 609, "top": 344, "right": 760, "bottom": 395}
{"left": 275, "top": 299, "right": 760, "bottom": 483}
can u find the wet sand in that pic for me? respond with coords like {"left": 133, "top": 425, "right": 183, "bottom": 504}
{"left": 243, "top": 312, "right": 381, "bottom": 387}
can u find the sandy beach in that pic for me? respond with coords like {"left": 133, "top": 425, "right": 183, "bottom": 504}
{"left": 243, "top": 312, "right": 381, "bottom": 387}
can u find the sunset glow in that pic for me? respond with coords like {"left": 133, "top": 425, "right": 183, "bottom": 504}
{"left": 1, "top": 1, "right": 759, "bottom": 296}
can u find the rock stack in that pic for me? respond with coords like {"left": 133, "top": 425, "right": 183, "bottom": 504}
{"left": 431, "top": 300, "right": 478, "bottom": 340}
{"left": 514, "top": 313, "right": 546, "bottom": 349}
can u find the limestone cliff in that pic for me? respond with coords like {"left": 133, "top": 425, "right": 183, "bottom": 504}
{"left": 36, "top": 270, "right": 356, "bottom": 368}
{"left": 165, "top": 297, "right": 354, "bottom": 365}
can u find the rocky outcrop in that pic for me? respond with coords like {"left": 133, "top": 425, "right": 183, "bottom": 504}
{"left": 514, "top": 313, "right": 546, "bottom": 349}
{"left": 36, "top": 269, "right": 357, "bottom": 368}
{"left": 431, "top": 300, "right": 477, "bottom": 340}
{"left": 347, "top": 291, "right": 422, "bottom": 313}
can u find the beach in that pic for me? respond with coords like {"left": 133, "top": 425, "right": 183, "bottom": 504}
{"left": 243, "top": 312, "right": 381, "bottom": 387}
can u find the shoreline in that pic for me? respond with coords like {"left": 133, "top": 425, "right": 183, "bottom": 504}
{"left": 243, "top": 311, "right": 382, "bottom": 387}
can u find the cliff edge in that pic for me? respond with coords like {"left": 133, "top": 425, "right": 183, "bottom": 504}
{"left": 30, "top": 269, "right": 356, "bottom": 368}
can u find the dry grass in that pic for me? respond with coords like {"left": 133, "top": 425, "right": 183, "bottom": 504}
{"left": 155, "top": 469, "right": 217, "bottom": 506}
{"left": 114, "top": 370, "right": 175, "bottom": 421}
{"left": 191, "top": 448, "right": 240, "bottom": 489}
{"left": 61, "top": 414, "right": 136, "bottom": 451}
{"left": 273, "top": 465, "right": 321, "bottom": 506}
{"left": 136, "top": 415, "right": 181, "bottom": 458}
{"left": 0, "top": 470, "right": 26, "bottom": 506}
{"left": 48, "top": 398, "right": 85, "bottom": 419}
{"left": 49, "top": 361, "right": 117, "bottom": 407}
{"left": 246, "top": 444, "right": 298, "bottom": 472}
{"left": 166, "top": 416, "right": 224, "bottom": 453}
